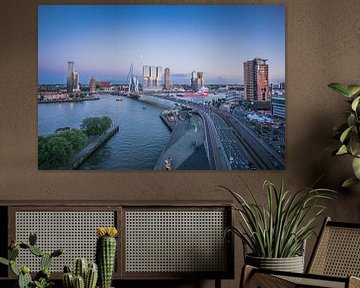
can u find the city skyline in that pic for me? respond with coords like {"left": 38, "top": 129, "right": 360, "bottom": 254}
{"left": 38, "top": 5, "right": 285, "bottom": 85}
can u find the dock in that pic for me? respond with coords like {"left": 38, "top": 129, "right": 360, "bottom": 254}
{"left": 69, "top": 125, "right": 119, "bottom": 170}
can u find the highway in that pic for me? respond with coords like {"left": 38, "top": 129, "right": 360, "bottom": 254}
{"left": 147, "top": 94, "right": 285, "bottom": 170}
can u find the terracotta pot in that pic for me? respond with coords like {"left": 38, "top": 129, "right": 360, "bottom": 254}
{"left": 245, "top": 254, "right": 305, "bottom": 273}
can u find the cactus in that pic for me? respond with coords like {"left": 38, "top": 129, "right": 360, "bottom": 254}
{"left": 74, "top": 275, "right": 85, "bottom": 288}
{"left": 63, "top": 272, "right": 74, "bottom": 288}
{"left": 29, "top": 232, "right": 37, "bottom": 246}
{"left": 9, "top": 246, "right": 19, "bottom": 260}
{"left": 29, "top": 245, "right": 44, "bottom": 257}
{"left": 18, "top": 270, "right": 32, "bottom": 288}
{"left": 74, "top": 258, "right": 88, "bottom": 279}
{"left": 0, "top": 232, "right": 63, "bottom": 288}
{"left": 63, "top": 259, "right": 98, "bottom": 288}
{"left": 41, "top": 253, "right": 52, "bottom": 270}
{"left": 96, "top": 227, "right": 118, "bottom": 288}
{"left": 85, "top": 263, "right": 98, "bottom": 288}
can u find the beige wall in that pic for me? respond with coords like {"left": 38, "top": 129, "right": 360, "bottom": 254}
{"left": 1, "top": 0, "right": 360, "bottom": 287}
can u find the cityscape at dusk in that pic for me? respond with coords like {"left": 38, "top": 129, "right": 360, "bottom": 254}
{"left": 38, "top": 5, "right": 285, "bottom": 85}
{"left": 38, "top": 5, "right": 285, "bottom": 171}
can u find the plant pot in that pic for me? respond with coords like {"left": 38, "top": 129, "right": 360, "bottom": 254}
{"left": 245, "top": 254, "right": 305, "bottom": 273}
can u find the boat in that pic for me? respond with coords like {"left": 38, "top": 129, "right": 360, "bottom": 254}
{"left": 177, "top": 86, "right": 209, "bottom": 97}
{"left": 116, "top": 98, "right": 123, "bottom": 101}
{"left": 143, "top": 106, "right": 146, "bottom": 109}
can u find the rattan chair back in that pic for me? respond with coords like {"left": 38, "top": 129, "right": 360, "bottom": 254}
{"left": 307, "top": 217, "right": 360, "bottom": 278}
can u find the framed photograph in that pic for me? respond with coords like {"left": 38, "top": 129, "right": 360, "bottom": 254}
{"left": 38, "top": 5, "right": 285, "bottom": 171}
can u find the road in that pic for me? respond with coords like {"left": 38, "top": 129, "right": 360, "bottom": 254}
{"left": 147, "top": 94, "right": 285, "bottom": 170}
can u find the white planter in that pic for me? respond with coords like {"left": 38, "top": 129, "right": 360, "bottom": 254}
{"left": 245, "top": 254, "right": 305, "bottom": 273}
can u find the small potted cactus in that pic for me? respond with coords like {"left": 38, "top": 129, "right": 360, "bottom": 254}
{"left": 0, "top": 232, "right": 64, "bottom": 288}
{"left": 96, "top": 227, "right": 118, "bottom": 288}
{"left": 63, "top": 258, "right": 98, "bottom": 288}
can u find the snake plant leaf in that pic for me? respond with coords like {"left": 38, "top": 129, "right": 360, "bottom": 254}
{"left": 328, "top": 83, "right": 351, "bottom": 97}
{"left": 340, "top": 127, "right": 352, "bottom": 143}
{"left": 347, "top": 85, "right": 360, "bottom": 97}
{"left": 352, "top": 157, "right": 360, "bottom": 179}
{"left": 336, "top": 145, "right": 348, "bottom": 155}
{"left": 342, "top": 177, "right": 360, "bottom": 188}
{"left": 351, "top": 95, "right": 360, "bottom": 111}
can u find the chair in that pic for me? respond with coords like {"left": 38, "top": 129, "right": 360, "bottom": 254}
{"left": 241, "top": 217, "right": 360, "bottom": 288}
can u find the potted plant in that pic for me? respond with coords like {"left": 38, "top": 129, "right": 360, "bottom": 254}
{"left": 328, "top": 83, "right": 360, "bottom": 187}
{"left": 222, "top": 179, "right": 334, "bottom": 273}
{"left": 0, "top": 232, "right": 64, "bottom": 288}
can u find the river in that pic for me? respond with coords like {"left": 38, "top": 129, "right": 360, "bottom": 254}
{"left": 38, "top": 94, "right": 174, "bottom": 170}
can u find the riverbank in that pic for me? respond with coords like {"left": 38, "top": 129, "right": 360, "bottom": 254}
{"left": 38, "top": 96, "right": 100, "bottom": 104}
{"left": 69, "top": 125, "right": 119, "bottom": 170}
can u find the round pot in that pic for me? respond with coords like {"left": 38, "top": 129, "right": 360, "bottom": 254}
{"left": 245, "top": 254, "right": 305, "bottom": 273}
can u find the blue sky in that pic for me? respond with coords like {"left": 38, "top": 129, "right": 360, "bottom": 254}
{"left": 38, "top": 5, "right": 285, "bottom": 84}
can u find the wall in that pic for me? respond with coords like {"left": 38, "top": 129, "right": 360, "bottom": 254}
{"left": 1, "top": 0, "right": 360, "bottom": 287}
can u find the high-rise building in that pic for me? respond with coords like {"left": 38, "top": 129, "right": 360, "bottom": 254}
{"left": 272, "top": 94, "right": 286, "bottom": 119}
{"left": 191, "top": 71, "right": 197, "bottom": 90}
{"left": 67, "top": 61, "right": 80, "bottom": 92}
{"left": 143, "top": 65, "right": 163, "bottom": 91}
{"left": 67, "top": 61, "right": 74, "bottom": 92}
{"left": 89, "top": 77, "right": 96, "bottom": 93}
{"left": 164, "top": 67, "right": 171, "bottom": 90}
{"left": 197, "top": 72, "right": 204, "bottom": 87}
{"left": 243, "top": 58, "right": 269, "bottom": 103}
{"left": 72, "top": 71, "right": 80, "bottom": 92}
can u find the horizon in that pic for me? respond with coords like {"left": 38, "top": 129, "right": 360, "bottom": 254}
{"left": 38, "top": 5, "right": 285, "bottom": 85}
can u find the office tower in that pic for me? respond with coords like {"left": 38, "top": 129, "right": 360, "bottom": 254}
{"left": 89, "top": 77, "right": 96, "bottom": 93}
{"left": 243, "top": 58, "right": 269, "bottom": 103}
{"left": 191, "top": 71, "right": 197, "bottom": 90}
{"left": 143, "top": 65, "right": 163, "bottom": 91}
{"left": 156, "top": 66, "right": 162, "bottom": 87}
{"left": 72, "top": 71, "right": 80, "bottom": 92}
{"left": 164, "top": 67, "right": 171, "bottom": 90}
{"left": 67, "top": 61, "right": 74, "bottom": 92}
{"left": 197, "top": 72, "right": 204, "bottom": 87}
{"left": 143, "top": 66, "right": 151, "bottom": 87}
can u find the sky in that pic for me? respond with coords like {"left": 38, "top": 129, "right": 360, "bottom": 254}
{"left": 38, "top": 5, "right": 285, "bottom": 85}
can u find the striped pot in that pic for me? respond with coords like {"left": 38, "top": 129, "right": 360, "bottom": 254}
{"left": 245, "top": 254, "right": 305, "bottom": 273}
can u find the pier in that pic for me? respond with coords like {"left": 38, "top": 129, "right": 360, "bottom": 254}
{"left": 69, "top": 125, "right": 119, "bottom": 170}
{"left": 154, "top": 111, "right": 210, "bottom": 170}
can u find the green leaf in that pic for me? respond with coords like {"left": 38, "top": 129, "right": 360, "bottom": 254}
{"left": 328, "top": 83, "right": 351, "bottom": 97}
{"left": 0, "top": 257, "right": 9, "bottom": 266}
{"left": 342, "top": 177, "right": 360, "bottom": 188}
{"left": 340, "top": 127, "right": 352, "bottom": 143}
{"left": 351, "top": 96, "right": 360, "bottom": 111}
{"left": 352, "top": 157, "right": 360, "bottom": 179}
{"left": 347, "top": 85, "right": 360, "bottom": 97}
{"left": 347, "top": 114, "right": 356, "bottom": 128}
{"left": 336, "top": 144, "right": 348, "bottom": 155}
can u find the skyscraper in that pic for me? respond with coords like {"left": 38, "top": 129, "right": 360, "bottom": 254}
{"left": 197, "top": 72, "right": 204, "bottom": 87}
{"left": 243, "top": 58, "right": 269, "bottom": 103}
{"left": 191, "top": 71, "right": 197, "bottom": 90}
{"left": 143, "top": 65, "right": 163, "bottom": 91}
{"left": 89, "top": 77, "right": 96, "bottom": 93}
{"left": 67, "top": 61, "right": 74, "bottom": 92}
{"left": 191, "top": 71, "right": 205, "bottom": 90}
{"left": 67, "top": 61, "right": 80, "bottom": 92}
{"left": 164, "top": 67, "right": 171, "bottom": 90}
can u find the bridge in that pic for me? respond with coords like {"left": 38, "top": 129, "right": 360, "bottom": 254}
{"left": 142, "top": 94, "right": 285, "bottom": 170}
